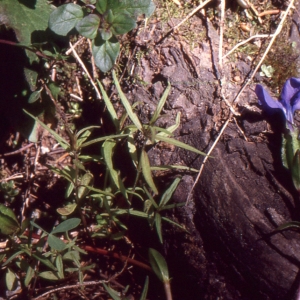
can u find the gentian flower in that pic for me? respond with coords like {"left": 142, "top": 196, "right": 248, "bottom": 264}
{"left": 255, "top": 77, "right": 300, "bottom": 131}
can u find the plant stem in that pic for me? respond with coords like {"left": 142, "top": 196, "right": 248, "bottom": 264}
{"left": 164, "top": 280, "right": 173, "bottom": 300}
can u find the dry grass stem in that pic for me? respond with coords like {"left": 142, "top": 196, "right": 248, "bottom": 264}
{"left": 223, "top": 34, "right": 274, "bottom": 59}
{"left": 69, "top": 42, "right": 102, "bottom": 100}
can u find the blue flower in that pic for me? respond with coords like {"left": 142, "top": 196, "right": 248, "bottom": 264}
{"left": 255, "top": 78, "right": 300, "bottom": 131}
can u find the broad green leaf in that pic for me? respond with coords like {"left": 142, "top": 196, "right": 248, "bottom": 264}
{"left": 0, "top": 204, "right": 20, "bottom": 235}
{"left": 38, "top": 271, "right": 59, "bottom": 280}
{"left": 97, "top": 80, "right": 119, "bottom": 130}
{"left": 93, "top": 34, "right": 120, "bottom": 73}
{"left": 24, "top": 110, "right": 70, "bottom": 150}
{"left": 148, "top": 248, "right": 169, "bottom": 283}
{"left": 48, "top": 234, "right": 67, "bottom": 251}
{"left": 28, "top": 90, "right": 42, "bottom": 104}
{"left": 76, "top": 126, "right": 100, "bottom": 139}
{"left": 159, "top": 178, "right": 180, "bottom": 208}
{"left": 49, "top": 4, "right": 83, "bottom": 36}
{"left": 96, "top": 0, "right": 108, "bottom": 14}
{"left": 24, "top": 265, "right": 35, "bottom": 287}
{"left": 155, "top": 135, "right": 206, "bottom": 156}
{"left": 150, "top": 82, "right": 171, "bottom": 125}
{"left": 78, "top": 172, "right": 94, "bottom": 200}
{"left": 99, "top": 28, "right": 113, "bottom": 41}
{"left": 48, "top": 82, "right": 61, "bottom": 100}
{"left": 76, "top": 14, "right": 100, "bottom": 39}
{"left": 141, "top": 149, "right": 158, "bottom": 195}
{"left": 140, "top": 276, "right": 149, "bottom": 300}
{"left": 0, "top": 0, "right": 52, "bottom": 63}
{"left": 103, "top": 0, "right": 156, "bottom": 18}
{"left": 155, "top": 213, "right": 163, "bottom": 243}
{"left": 6, "top": 268, "right": 16, "bottom": 291}
{"left": 282, "top": 130, "right": 300, "bottom": 169}
{"left": 51, "top": 218, "right": 81, "bottom": 234}
{"left": 110, "top": 13, "right": 136, "bottom": 35}
{"left": 57, "top": 203, "right": 77, "bottom": 216}
{"left": 112, "top": 70, "right": 143, "bottom": 131}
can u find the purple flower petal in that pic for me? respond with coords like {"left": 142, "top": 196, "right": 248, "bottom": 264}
{"left": 291, "top": 90, "right": 300, "bottom": 113}
{"left": 255, "top": 84, "right": 285, "bottom": 114}
{"left": 281, "top": 77, "right": 300, "bottom": 107}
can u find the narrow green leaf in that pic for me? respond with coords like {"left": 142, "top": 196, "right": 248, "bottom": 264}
{"left": 24, "top": 265, "right": 35, "bottom": 287}
{"left": 24, "top": 110, "right": 70, "bottom": 150}
{"left": 102, "top": 140, "right": 127, "bottom": 198}
{"left": 150, "top": 82, "right": 171, "bottom": 125}
{"left": 48, "top": 234, "right": 66, "bottom": 251}
{"left": 81, "top": 185, "right": 114, "bottom": 197}
{"left": 32, "top": 253, "right": 57, "bottom": 271}
{"left": 103, "top": 283, "right": 122, "bottom": 300}
{"left": 80, "top": 134, "right": 128, "bottom": 148}
{"left": 141, "top": 149, "right": 158, "bottom": 195}
{"left": 151, "top": 165, "right": 198, "bottom": 172}
{"left": 155, "top": 213, "right": 163, "bottom": 243}
{"left": 277, "top": 221, "right": 300, "bottom": 231}
{"left": 112, "top": 70, "right": 143, "bottom": 131}
{"left": 157, "top": 111, "right": 181, "bottom": 137}
{"left": 159, "top": 178, "right": 180, "bottom": 208}
{"left": 51, "top": 218, "right": 81, "bottom": 234}
{"left": 6, "top": 268, "right": 16, "bottom": 291}
{"left": 78, "top": 172, "right": 94, "bottom": 201}
{"left": 128, "top": 133, "right": 138, "bottom": 167}
{"left": 97, "top": 79, "right": 119, "bottom": 130}
{"left": 3, "top": 251, "right": 25, "bottom": 267}
{"left": 56, "top": 255, "right": 64, "bottom": 279}
{"left": 155, "top": 135, "right": 206, "bottom": 156}
{"left": 49, "top": 4, "right": 83, "bottom": 36}
{"left": 65, "top": 182, "right": 75, "bottom": 198}
{"left": 140, "top": 276, "right": 149, "bottom": 300}
{"left": 292, "top": 149, "right": 300, "bottom": 192}
{"left": 148, "top": 248, "right": 169, "bottom": 283}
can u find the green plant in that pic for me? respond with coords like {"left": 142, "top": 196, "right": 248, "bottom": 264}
{"left": 0, "top": 213, "right": 84, "bottom": 290}
{"left": 48, "top": 0, "right": 155, "bottom": 72}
